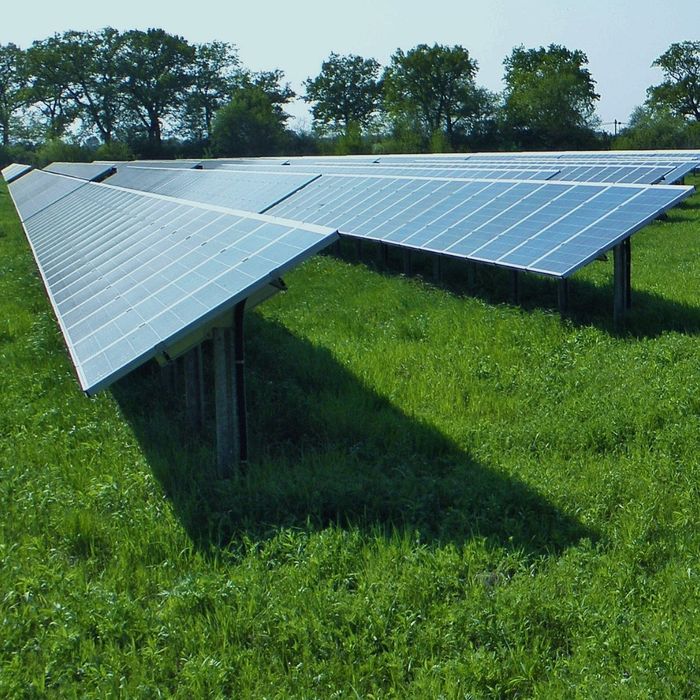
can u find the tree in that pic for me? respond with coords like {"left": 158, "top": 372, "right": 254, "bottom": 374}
{"left": 303, "top": 52, "right": 382, "bottom": 137}
{"left": 383, "top": 43, "right": 484, "bottom": 148}
{"left": 648, "top": 41, "right": 700, "bottom": 122}
{"left": 0, "top": 43, "right": 25, "bottom": 146}
{"left": 614, "top": 105, "right": 700, "bottom": 150}
{"left": 211, "top": 84, "right": 289, "bottom": 157}
{"left": 183, "top": 41, "right": 240, "bottom": 142}
{"left": 118, "top": 29, "right": 195, "bottom": 146}
{"left": 24, "top": 37, "right": 80, "bottom": 139}
{"left": 502, "top": 44, "right": 600, "bottom": 149}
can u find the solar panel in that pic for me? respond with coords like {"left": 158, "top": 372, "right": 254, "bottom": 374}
{"left": 8, "top": 169, "right": 89, "bottom": 221}
{"left": 44, "top": 162, "right": 116, "bottom": 182}
{"left": 103, "top": 164, "right": 183, "bottom": 190}
{"left": 9, "top": 176, "right": 338, "bottom": 395}
{"left": 551, "top": 165, "right": 671, "bottom": 185}
{"left": 266, "top": 173, "right": 692, "bottom": 278}
{"left": 130, "top": 160, "right": 203, "bottom": 169}
{"left": 104, "top": 166, "right": 321, "bottom": 213}
{"left": 2, "top": 163, "right": 33, "bottom": 183}
{"left": 215, "top": 162, "right": 560, "bottom": 182}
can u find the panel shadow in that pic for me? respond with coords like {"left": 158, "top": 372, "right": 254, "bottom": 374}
{"left": 111, "top": 314, "right": 595, "bottom": 557}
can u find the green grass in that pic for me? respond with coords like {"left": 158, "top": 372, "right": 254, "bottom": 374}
{"left": 2, "top": 178, "right": 700, "bottom": 697}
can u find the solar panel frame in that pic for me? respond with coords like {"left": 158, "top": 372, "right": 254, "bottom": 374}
{"left": 266, "top": 172, "right": 693, "bottom": 278}
{"left": 8, "top": 169, "right": 90, "bottom": 221}
{"left": 9, "top": 176, "right": 338, "bottom": 395}
{"left": 44, "top": 162, "right": 117, "bottom": 182}
{"left": 2, "top": 163, "right": 33, "bottom": 183}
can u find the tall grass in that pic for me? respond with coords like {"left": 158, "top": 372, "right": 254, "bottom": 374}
{"left": 1, "top": 178, "right": 700, "bottom": 697}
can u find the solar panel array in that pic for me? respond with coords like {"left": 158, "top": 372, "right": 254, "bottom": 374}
{"left": 8, "top": 173, "right": 338, "bottom": 394}
{"left": 105, "top": 166, "right": 321, "bottom": 213}
{"left": 6, "top": 151, "right": 697, "bottom": 397}
{"left": 2, "top": 163, "right": 33, "bottom": 183}
{"left": 265, "top": 174, "right": 691, "bottom": 277}
{"left": 44, "top": 162, "right": 116, "bottom": 182}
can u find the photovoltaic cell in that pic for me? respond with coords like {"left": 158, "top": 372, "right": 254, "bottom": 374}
{"left": 215, "top": 161, "right": 560, "bottom": 181}
{"left": 266, "top": 173, "right": 692, "bottom": 278}
{"left": 2, "top": 163, "right": 33, "bottom": 183}
{"left": 44, "top": 162, "right": 117, "bottom": 182}
{"left": 104, "top": 166, "right": 321, "bottom": 213}
{"left": 9, "top": 176, "right": 337, "bottom": 394}
{"left": 8, "top": 169, "right": 89, "bottom": 221}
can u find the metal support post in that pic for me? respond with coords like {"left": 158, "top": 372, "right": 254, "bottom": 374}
{"left": 433, "top": 254, "right": 443, "bottom": 283}
{"left": 402, "top": 250, "right": 412, "bottom": 276}
{"left": 511, "top": 269, "right": 520, "bottom": 305}
{"left": 558, "top": 278, "right": 569, "bottom": 317}
{"left": 624, "top": 237, "right": 632, "bottom": 310}
{"left": 184, "top": 347, "right": 200, "bottom": 432}
{"left": 613, "top": 242, "right": 628, "bottom": 329}
{"left": 233, "top": 301, "right": 248, "bottom": 467}
{"left": 213, "top": 327, "right": 233, "bottom": 478}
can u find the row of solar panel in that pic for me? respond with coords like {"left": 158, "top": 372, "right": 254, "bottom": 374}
{"left": 44, "top": 161, "right": 692, "bottom": 279}
{"left": 2, "top": 158, "right": 694, "bottom": 399}
{"left": 6, "top": 168, "right": 338, "bottom": 395}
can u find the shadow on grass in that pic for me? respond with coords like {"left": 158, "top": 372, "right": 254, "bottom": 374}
{"left": 341, "top": 237, "right": 700, "bottom": 339}
{"left": 112, "top": 314, "right": 595, "bottom": 557}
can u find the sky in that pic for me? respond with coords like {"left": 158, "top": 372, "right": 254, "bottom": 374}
{"left": 2, "top": 0, "right": 699, "bottom": 133}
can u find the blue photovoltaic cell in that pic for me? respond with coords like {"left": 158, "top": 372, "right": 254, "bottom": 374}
{"left": 550, "top": 165, "right": 672, "bottom": 184}
{"left": 105, "top": 166, "right": 320, "bottom": 213}
{"left": 8, "top": 169, "right": 89, "bottom": 221}
{"left": 2, "top": 163, "right": 33, "bottom": 183}
{"left": 104, "top": 165, "right": 187, "bottom": 190}
{"left": 9, "top": 176, "right": 337, "bottom": 394}
{"left": 129, "top": 160, "right": 203, "bottom": 169}
{"left": 134, "top": 167, "right": 319, "bottom": 212}
{"left": 44, "top": 162, "right": 116, "bottom": 182}
{"left": 266, "top": 173, "right": 693, "bottom": 278}
{"left": 215, "top": 162, "right": 560, "bottom": 182}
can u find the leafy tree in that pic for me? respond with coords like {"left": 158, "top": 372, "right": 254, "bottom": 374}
{"left": 118, "top": 29, "right": 195, "bottom": 146}
{"left": 0, "top": 43, "right": 26, "bottom": 146}
{"left": 24, "top": 37, "right": 80, "bottom": 139}
{"left": 383, "top": 43, "right": 484, "bottom": 148}
{"left": 614, "top": 105, "right": 700, "bottom": 150}
{"left": 211, "top": 84, "right": 289, "bottom": 157}
{"left": 502, "top": 44, "right": 599, "bottom": 149}
{"left": 303, "top": 52, "right": 382, "bottom": 137}
{"left": 54, "top": 28, "right": 126, "bottom": 143}
{"left": 183, "top": 41, "right": 240, "bottom": 142}
{"left": 647, "top": 41, "right": 700, "bottom": 122}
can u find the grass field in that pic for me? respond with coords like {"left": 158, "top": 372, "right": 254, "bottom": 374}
{"left": 2, "top": 177, "right": 700, "bottom": 698}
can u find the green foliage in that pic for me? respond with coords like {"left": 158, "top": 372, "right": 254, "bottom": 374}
{"left": 3, "top": 168, "right": 700, "bottom": 695}
{"left": 34, "top": 138, "right": 89, "bottom": 167}
{"left": 0, "top": 43, "right": 25, "bottom": 146}
{"left": 94, "top": 140, "right": 134, "bottom": 161}
{"left": 182, "top": 41, "right": 240, "bottom": 142}
{"left": 383, "top": 43, "right": 487, "bottom": 149}
{"left": 503, "top": 44, "right": 600, "bottom": 149}
{"left": 648, "top": 41, "right": 700, "bottom": 121}
{"left": 304, "top": 52, "right": 382, "bottom": 137}
{"left": 614, "top": 105, "right": 700, "bottom": 150}
{"left": 117, "top": 29, "right": 195, "bottom": 146}
{"left": 211, "top": 85, "right": 288, "bottom": 157}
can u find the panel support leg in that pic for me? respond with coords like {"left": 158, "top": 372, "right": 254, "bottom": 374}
{"left": 511, "top": 270, "right": 520, "bottom": 305}
{"left": 467, "top": 261, "right": 477, "bottom": 290}
{"left": 378, "top": 242, "right": 389, "bottom": 268}
{"left": 402, "top": 250, "right": 412, "bottom": 276}
{"left": 624, "top": 236, "right": 632, "bottom": 310}
{"left": 557, "top": 278, "right": 569, "bottom": 318}
{"left": 214, "top": 327, "right": 233, "bottom": 478}
{"left": 433, "top": 254, "right": 443, "bottom": 283}
{"left": 197, "top": 343, "right": 206, "bottom": 429}
{"left": 184, "top": 347, "right": 200, "bottom": 432}
{"left": 613, "top": 242, "right": 628, "bottom": 330}
{"left": 233, "top": 301, "right": 248, "bottom": 468}
{"left": 354, "top": 239, "right": 362, "bottom": 260}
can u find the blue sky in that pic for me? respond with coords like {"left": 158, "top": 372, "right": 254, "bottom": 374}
{"left": 3, "top": 0, "right": 699, "bottom": 131}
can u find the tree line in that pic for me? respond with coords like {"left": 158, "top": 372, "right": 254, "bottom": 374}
{"left": 1, "top": 28, "right": 699, "bottom": 166}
